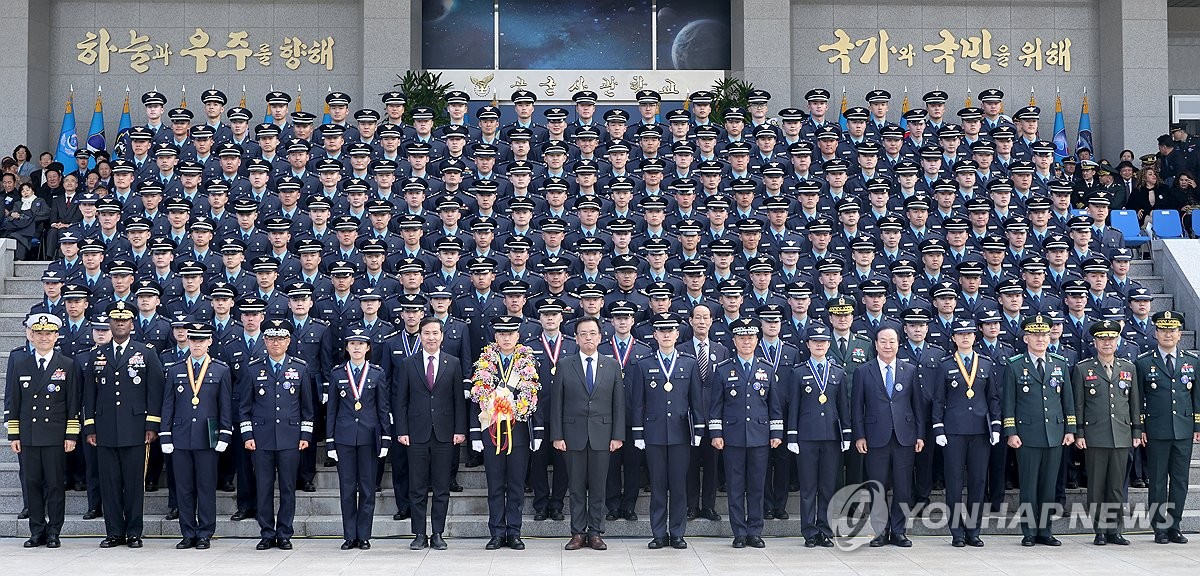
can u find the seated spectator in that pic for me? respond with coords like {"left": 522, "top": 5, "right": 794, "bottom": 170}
{"left": 2, "top": 181, "right": 48, "bottom": 259}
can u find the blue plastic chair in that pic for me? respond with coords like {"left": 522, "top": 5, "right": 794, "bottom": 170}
{"left": 1109, "top": 210, "right": 1149, "bottom": 247}
{"left": 1152, "top": 210, "right": 1184, "bottom": 239}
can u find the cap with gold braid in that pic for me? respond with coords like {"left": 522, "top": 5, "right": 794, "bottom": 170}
{"left": 26, "top": 313, "right": 63, "bottom": 332}
{"left": 105, "top": 301, "right": 136, "bottom": 321}
{"left": 1089, "top": 320, "right": 1121, "bottom": 339}
{"left": 826, "top": 296, "right": 857, "bottom": 317}
{"left": 1020, "top": 314, "right": 1052, "bottom": 334}
{"left": 1153, "top": 310, "right": 1184, "bottom": 330}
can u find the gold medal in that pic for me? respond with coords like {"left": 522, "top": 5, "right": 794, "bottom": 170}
{"left": 550, "top": 366, "right": 556, "bottom": 376}
{"left": 966, "top": 389, "right": 974, "bottom": 399}
{"left": 818, "top": 393, "right": 827, "bottom": 404}
{"left": 354, "top": 401, "right": 363, "bottom": 411}
{"left": 191, "top": 396, "right": 200, "bottom": 406}
{"left": 664, "top": 383, "right": 673, "bottom": 392}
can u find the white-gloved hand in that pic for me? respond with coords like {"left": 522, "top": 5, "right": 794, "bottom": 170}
{"left": 531, "top": 439, "right": 542, "bottom": 452}
{"left": 634, "top": 439, "right": 646, "bottom": 450}
{"left": 472, "top": 440, "right": 484, "bottom": 453}
{"left": 327, "top": 449, "right": 338, "bottom": 462}
{"left": 464, "top": 389, "right": 471, "bottom": 400}
{"left": 322, "top": 393, "right": 329, "bottom": 404}
{"left": 161, "top": 443, "right": 174, "bottom": 455}
{"left": 991, "top": 431, "right": 1001, "bottom": 446}
{"left": 787, "top": 442, "right": 800, "bottom": 455}
{"left": 841, "top": 440, "right": 851, "bottom": 452}
{"left": 935, "top": 434, "right": 948, "bottom": 447}
{"left": 692, "top": 435, "right": 702, "bottom": 447}
{"left": 379, "top": 447, "right": 389, "bottom": 459}
{"left": 214, "top": 440, "right": 228, "bottom": 453}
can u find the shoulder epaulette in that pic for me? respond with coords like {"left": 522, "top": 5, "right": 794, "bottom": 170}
{"left": 247, "top": 357, "right": 266, "bottom": 366}
{"left": 1008, "top": 354, "right": 1025, "bottom": 362}
{"left": 289, "top": 357, "right": 308, "bottom": 367}
{"left": 1048, "top": 352, "right": 1067, "bottom": 362}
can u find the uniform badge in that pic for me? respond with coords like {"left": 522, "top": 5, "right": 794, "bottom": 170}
{"left": 177, "top": 385, "right": 185, "bottom": 393}
{"left": 730, "top": 388, "right": 738, "bottom": 397}
{"left": 51, "top": 368, "right": 66, "bottom": 381}
{"left": 128, "top": 367, "right": 138, "bottom": 378}
{"left": 663, "top": 383, "right": 673, "bottom": 392}
{"left": 1022, "top": 386, "right": 1030, "bottom": 393}
{"left": 289, "top": 386, "right": 297, "bottom": 394}
{"left": 1151, "top": 382, "right": 1158, "bottom": 389}
{"left": 1118, "top": 380, "right": 1128, "bottom": 389}
{"left": 754, "top": 369, "right": 767, "bottom": 381}
{"left": 760, "top": 388, "right": 766, "bottom": 396}
{"left": 895, "top": 383, "right": 903, "bottom": 392}
{"left": 130, "top": 352, "right": 145, "bottom": 368}
{"left": 752, "top": 382, "right": 763, "bottom": 391}
{"left": 285, "top": 368, "right": 300, "bottom": 380}
{"left": 133, "top": 376, "right": 142, "bottom": 385}
{"left": 650, "top": 381, "right": 657, "bottom": 388}
{"left": 804, "top": 385, "right": 812, "bottom": 394}
{"left": 47, "top": 384, "right": 57, "bottom": 392}
{"left": 1089, "top": 388, "right": 1096, "bottom": 395}
{"left": 340, "top": 389, "right": 347, "bottom": 397}
{"left": 951, "top": 381, "right": 958, "bottom": 388}
{"left": 259, "top": 388, "right": 266, "bottom": 396}
{"left": 1183, "top": 376, "right": 1191, "bottom": 385}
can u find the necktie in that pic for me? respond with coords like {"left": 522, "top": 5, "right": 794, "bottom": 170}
{"left": 193, "top": 360, "right": 202, "bottom": 373}
{"left": 369, "top": 276, "right": 377, "bottom": 287}
{"left": 38, "top": 358, "right": 46, "bottom": 372}
{"left": 838, "top": 338, "right": 848, "bottom": 359}
{"left": 142, "top": 319, "right": 150, "bottom": 332}
{"left": 426, "top": 355, "right": 436, "bottom": 391}
{"left": 743, "top": 361, "right": 752, "bottom": 377}
{"left": 479, "top": 295, "right": 487, "bottom": 308}
{"left": 816, "top": 362, "right": 825, "bottom": 381}
{"left": 585, "top": 357, "right": 595, "bottom": 394}
{"left": 1167, "top": 353, "right": 1175, "bottom": 375}
{"left": 116, "top": 343, "right": 124, "bottom": 359}
{"left": 697, "top": 341, "right": 710, "bottom": 381}
{"left": 768, "top": 345, "right": 777, "bottom": 359}
{"left": 618, "top": 341, "right": 628, "bottom": 359}
{"left": 1036, "top": 358, "right": 1046, "bottom": 380}
{"left": 247, "top": 336, "right": 257, "bottom": 351}
{"left": 178, "top": 349, "right": 186, "bottom": 361}
{"left": 885, "top": 364, "right": 895, "bottom": 398}
{"left": 271, "top": 362, "right": 281, "bottom": 378}
{"left": 1104, "top": 364, "right": 1113, "bottom": 378}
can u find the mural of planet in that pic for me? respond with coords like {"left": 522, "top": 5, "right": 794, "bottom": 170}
{"left": 671, "top": 19, "right": 731, "bottom": 70}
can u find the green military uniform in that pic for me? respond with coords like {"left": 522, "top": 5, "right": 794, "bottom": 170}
{"left": 1135, "top": 310, "right": 1200, "bottom": 543}
{"left": 1002, "top": 315, "right": 1075, "bottom": 542}
{"left": 827, "top": 296, "right": 874, "bottom": 488}
{"left": 1072, "top": 337, "right": 1141, "bottom": 539}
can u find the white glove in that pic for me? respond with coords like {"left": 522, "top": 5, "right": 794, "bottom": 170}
{"left": 531, "top": 439, "right": 542, "bottom": 452}
{"left": 472, "top": 440, "right": 484, "bottom": 453}
{"left": 692, "top": 435, "right": 702, "bottom": 447}
{"left": 327, "top": 449, "right": 338, "bottom": 462}
{"left": 379, "top": 447, "right": 389, "bottom": 459}
{"left": 634, "top": 439, "right": 646, "bottom": 450}
{"left": 991, "top": 431, "right": 1000, "bottom": 446}
{"left": 214, "top": 440, "right": 228, "bottom": 453}
{"left": 841, "top": 440, "right": 851, "bottom": 452}
{"left": 161, "top": 443, "right": 174, "bottom": 455}
{"left": 787, "top": 442, "right": 799, "bottom": 455}
{"left": 935, "top": 434, "right": 948, "bottom": 447}
{"left": 322, "top": 393, "right": 329, "bottom": 404}
{"left": 463, "top": 389, "right": 471, "bottom": 400}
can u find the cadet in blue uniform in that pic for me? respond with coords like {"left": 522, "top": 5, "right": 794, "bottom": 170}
{"left": 82, "top": 302, "right": 165, "bottom": 549}
{"left": 630, "top": 313, "right": 705, "bottom": 550}
{"left": 161, "top": 323, "right": 234, "bottom": 550}
{"left": 931, "top": 319, "right": 1001, "bottom": 547}
{"left": 1002, "top": 314, "right": 1076, "bottom": 546}
{"left": 709, "top": 317, "right": 784, "bottom": 549}
{"left": 283, "top": 281, "right": 335, "bottom": 493}
{"left": 524, "top": 297, "right": 576, "bottom": 522}
{"left": 239, "top": 319, "right": 313, "bottom": 551}
{"left": 6, "top": 313, "right": 80, "bottom": 549}
{"left": 327, "top": 329, "right": 391, "bottom": 550}
{"left": 785, "top": 325, "right": 851, "bottom": 548}
{"left": 1137, "top": 311, "right": 1200, "bottom": 544}
{"left": 220, "top": 296, "right": 269, "bottom": 521}
{"left": 603, "top": 301, "right": 653, "bottom": 521}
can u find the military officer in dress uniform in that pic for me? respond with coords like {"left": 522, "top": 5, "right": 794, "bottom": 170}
{"left": 327, "top": 329, "right": 391, "bottom": 551}
{"left": 785, "top": 325, "right": 851, "bottom": 548}
{"left": 283, "top": 281, "right": 335, "bottom": 493}
{"left": 82, "top": 302, "right": 165, "bottom": 548}
{"left": 709, "top": 317, "right": 784, "bottom": 549}
{"left": 931, "top": 319, "right": 1000, "bottom": 548}
{"left": 239, "top": 319, "right": 313, "bottom": 551}
{"left": 525, "top": 297, "right": 575, "bottom": 522}
{"left": 1137, "top": 311, "right": 1200, "bottom": 544}
{"left": 1002, "top": 314, "right": 1076, "bottom": 547}
{"left": 826, "top": 296, "right": 874, "bottom": 488}
{"left": 1073, "top": 320, "right": 1142, "bottom": 546}
{"left": 629, "top": 313, "right": 705, "bottom": 550}
{"left": 161, "top": 323, "right": 234, "bottom": 550}
{"left": 6, "top": 313, "right": 80, "bottom": 549}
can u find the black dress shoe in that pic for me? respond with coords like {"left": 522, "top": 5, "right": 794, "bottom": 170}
{"left": 393, "top": 509, "right": 410, "bottom": 521}
{"left": 324, "top": 457, "right": 338, "bottom": 467}
{"left": 23, "top": 537, "right": 42, "bottom": 548}
{"left": 256, "top": 538, "right": 275, "bottom": 550}
{"left": 670, "top": 537, "right": 688, "bottom": 549}
{"left": 623, "top": 510, "right": 639, "bottom": 521}
{"left": 410, "top": 534, "right": 429, "bottom": 550}
{"left": 818, "top": 534, "right": 835, "bottom": 548}
{"left": 340, "top": 539, "right": 359, "bottom": 550}
{"left": 1169, "top": 531, "right": 1189, "bottom": 544}
{"left": 1036, "top": 535, "right": 1061, "bottom": 546}
{"left": 869, "top": 532, "right": 891, "bottom": 547}
{"left": 1132, "top": 479, "right": 1148, "bottom": 489}
{"left": 550, "top": 510, "right": 565, "bottom": 521}
{"left": 485, "top": 537, "right": 503, "bottom": 550}
{"left": 747, "top": 536, "right": 766, "bottom": 548}
{"left": 18, "top": 508, "right": 30, "bottom": 520}
{"left": 891, "top": 534, "right": 912, "bottom": 547}
{"left": 1021, "top": 536, "right": 1036, "bottom": 547}
{"left": 966, "top": 535, "right": 984, "bottom": 547}
{"left": 301, "top": 482, "right": 317, "bottom": 493}
{"left": 533, "top": 510, "right": 548, "bottom": 521}
{"left": 605, "top": 511, "right": 618, "bottom": 521}
{"left": 219, "top": 481, "right": 236, "bottom": 492}
{"left": 176, "top": 537, "right": 196, "bottom": 549}
{"left": 1156, "top": 532, "right": 1171, "bottom": 544}
{"left": 508, "top": 536, "right": 525, "bottom": 550}
{"left": 732, "top": 536, "right": 746, "bottom": 548}
{"left": 449, "top": 481, "right": 464, "bottom": 492}
{"left": 165, "top": 508, "right": 179, "bottom": 520}
{"left": 1093, "top": 534, "right": 1107, "bottom": 546}
{"left": 431, "top": 533, "right": 447, "bottom": 550}
{"left": 1106, "top": 533, "right": 1129, "bottom": 545}
{"left": 804, "top": 537, "right": 818, "bottom": 548}
{"left": 359, "top": 540, "right": 371, "bottom": 550}
{"left": 127, "top": 537, "right": 143, "bottom": 549}
{"left": 276, "top": 539, "right": 292, "bottom": 550}
{"left": 648, "top": 537, "right": 666, "bottom": 549}
{"left": 952, "top": 537, "right": 966, "bottom": 547}
{"left": 700, "top": 508, "right": 722, "bottom": 521}
{"left": 774, "top": 509, "right": 790, "bottom": 520}
{"left": 83, "top": 509, "right": 102, "bottom": 520}
{"left": 195, "top": 538, "right": 210, "bottom": 550}
{"left": 145, "top": 482, "right": 158, "bottom": 492}
{"left": 100, "top": 536, "right": 124, "bottom": 548}
{"left": 46, "top": 538, "right": 61, "bottom": 548}
{"left": 230, "top": 509, "right": 255, "bottom": 521}
{"left": 686, "top": 508, "right": 698, "bottom": 520}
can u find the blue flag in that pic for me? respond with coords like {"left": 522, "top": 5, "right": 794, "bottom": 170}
{"left": 1076, "top": 94, "right": 1093, "bottom": 154}
{"left": 114, "top": 92, "right": 132, "bottom": 159}
{"left": 54, "top": 93, "right": 78, "bottom": 168}
{"left": 1052, "top": 95, "right": 1069, "bottom": 161}
{"left": 86, "top": 91, "right": 106, "bottom": 169}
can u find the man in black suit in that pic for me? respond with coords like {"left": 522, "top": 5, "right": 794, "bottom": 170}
{"left": 678, "top": 304, "right": 730, "bottom": 521}
{"left": 551, "top": 316, "right": 625, "bottom": 551}
{"left": 395, "top": 317, "right": 467, "bottom": 551}
{"left": 852, "top": 326, "right": 926, "bottom": 548}
{"left": 7, "top": 313, "right": 80, "bottom": 549}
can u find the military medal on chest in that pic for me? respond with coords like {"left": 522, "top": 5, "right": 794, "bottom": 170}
{"left": 346, "top": 362, "right": 368, "bottom": 411}
{"left": 955, "top": 353, "right": 978, "bottom": 399}
{"left": 187, "top": 356, "right": 210, "bottom": 406}
{"left": 541, "top": 333, "right": 562, "bottom": 376}
{"left": 810, "top": 359, "right": 830, "bottom": 404}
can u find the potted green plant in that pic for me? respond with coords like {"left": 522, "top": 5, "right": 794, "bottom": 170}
{"left": 393, "top": 70, "right": 455, "bottom": 126}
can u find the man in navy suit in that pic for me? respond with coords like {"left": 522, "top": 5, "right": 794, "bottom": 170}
{"left": 852, "top": 326, "right": 926, "bottom": 547}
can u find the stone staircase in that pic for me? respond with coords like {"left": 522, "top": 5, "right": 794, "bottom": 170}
{"left": 1, "top": 244, "right": 1198, "bottom": 539}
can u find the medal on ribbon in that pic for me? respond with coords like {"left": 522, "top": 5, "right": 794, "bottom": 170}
{"left": 810, "top": 359, "right": 830, "bottom": 404}
{"left": 954, "top": 353, "right": 979, "bottom": 399}
{"left": 346, "top": 363, "right": 369, "bottom": 411}
{"left": 542, "top": 333, "right": 562, "bottom": 376}
{"left": 657, "top": 353, "right": 677, "bottom": 393}
{"left": 187, "top": 356, "right": 210, "bottom": 406}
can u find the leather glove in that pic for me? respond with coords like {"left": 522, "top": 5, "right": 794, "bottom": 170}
{"left": 531, "top": 439, "right": 542, "bottom": 452}
{"left": 634, "top": 439, "right": 646, "bottom": 450}
{"left": 214, "top": 440, "right": 228, "bottom": 453}
{"left": 991, "top": 431, "right": 1001, "bottom": 446}
{"left": 161, "top": 443, "right": 174, "bottom": 455}
{"left": 472, "top": 440, "right": 484, "bottom": 453}
{"left": 935, "top": 434, "right": 948, "bottom": 447}
{"left": 841, "top": 440, "right": 851, "bottom": 452}
{"left": 327, "top": 449, "right": 338, "bottom": 462}
{"left": 692, "top": 435, "right": 702, "bottom": 447}
{"left": 379, "top": 447, "right": 388, "bottom": 459}
{"left": 787, "top": 442, "right": 799, "bottom": 455}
